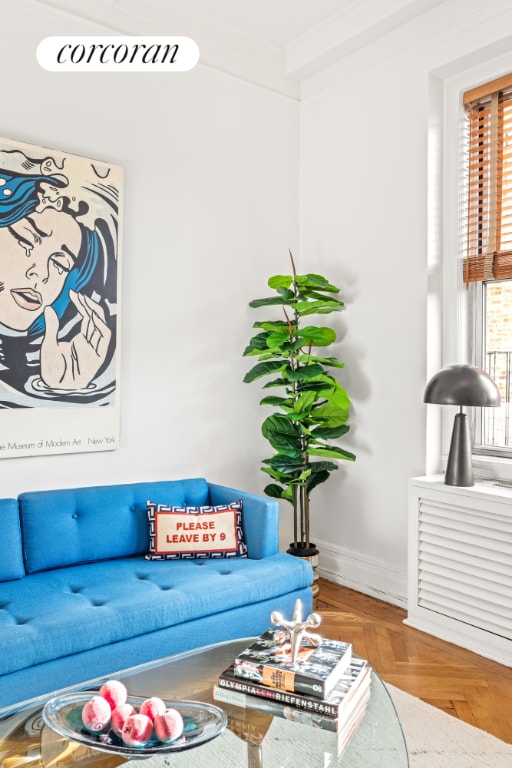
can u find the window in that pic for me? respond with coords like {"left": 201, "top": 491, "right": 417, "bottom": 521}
{"left": 463, "top": 74, "right": 512, "bottom": 454}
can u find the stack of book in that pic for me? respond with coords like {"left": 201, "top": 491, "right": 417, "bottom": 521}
{"left": 213, "top": 628, "right": 371, "bottom": 754}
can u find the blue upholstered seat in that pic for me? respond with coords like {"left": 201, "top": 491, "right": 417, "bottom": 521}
{"left": 0, "top": 553, "right": 310, "bottom": 676}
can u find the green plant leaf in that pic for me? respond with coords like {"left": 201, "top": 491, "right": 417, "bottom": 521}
{"left": 309, "top": 372, "right": 339, "bottom": 385}
{"left": 243, "top": 332, "right": 270, "bottom": 356}
{"left": 297, "top": 354, "right": 345, "bottom": 368}
{"left": 306, "top": 469, "right": 332, "bottom": 493}
{"left": 295, "top": 468, "right": 313, "bottom": 482}
{"left": 294, "top": 300, "right": 343, "bottom": 316}
{"left": 293, "top": 390, "right": 318, "bottom": 414}
{"left": 252, "top": 352, "right": 284, "bottom": 362}
{"left": 285, "top": 338, "right": 306, "bottom": 352}
{"left": 262, "top": 414, "right": 303, "bottom": 454}
{"left": 309, "top": 446, "right": 356, "bottom": 461}
{"left": 317, "top": 381, "right": 350, "bottom": 406}
{"left": 243, "top": 360, "right": 285, "bottom": 383}
{"left": 278, "top": 411, "right": 310, "bottom": 423}
{"left": 253, "top": 320, "right": 291, "bottom": 331}
{"left": 261, "top": 466, "right": 301, "bottom": 483}
{"left": 311, "top": 424, "right": 350, "bottom": 439}
{"left": 262, "top": 377, "right": 288, "bottom": 389}
{"left": 276, "top": 287, "right": 295, "bottom": 300}
{"left": 297, "top": 289, "right": 345, "bottom": 306}
{"left": 306, "top": 460, "right": 340, "bottom": 473}
{"left": 281, "top": 486, "right": 295, "bottom": 502}
{"left": 267, "top": 332, "right": 291, "bottom": 349}
{"left": 312, "top": 382, "right": 351, "bottom": 426}
{"left": 264, "top": 455, "right": 307, "bottom": 473}
{"left": 296, "top": 381, "right": 331, "bottom": 392}
{"left": 297, "top": 326, "right": 337, "bottom": 346}
{"left": 268, "top": 275, "right": 293, "bottom": 290}
{"left": 263, "top": 482, "right": 294, "bottom": 504}
{"left": 260, "top": 466, "right": 282, "bottom": 480}
{"left": 311, "top": 406, "right": 349, "bottom": 428}
{"left": 285, "top": 363, "right": 325, "bottom": 381}
{"left": 296, "top": 273, "right": 340, "bottom": 292}
{"left": 260, "top": 395, "right": 292, "bottom": 407}
{"left": 249, "top": 297, "right": 291, "bottom": 308}
{"left": 263, "top": 483, "right": 285, "bottom": 498}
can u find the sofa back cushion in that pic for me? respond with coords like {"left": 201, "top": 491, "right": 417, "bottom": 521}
{"left": 0, "top": 498, "right": 25, "bottom": 580}
{"left": 19, "top": 478, "right": 210, "bottom": 573}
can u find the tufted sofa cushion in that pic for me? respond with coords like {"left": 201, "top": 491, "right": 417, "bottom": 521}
{"left": 19, "top": 479, "right": 211, "bottom": 574}
{"left": 0, "top": 498, "right": 25, "bottom": 582}
{"left": 0, "top": 552, "right": 312, "bottom": 676}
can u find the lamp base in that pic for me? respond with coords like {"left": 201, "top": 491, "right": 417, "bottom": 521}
{"left": 445, "top": 412, "right": 473, "bottom": 487}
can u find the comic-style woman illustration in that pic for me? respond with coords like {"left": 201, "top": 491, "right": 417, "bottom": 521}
{"left": 0, "top": 145, "right": 119, "bottom": 408}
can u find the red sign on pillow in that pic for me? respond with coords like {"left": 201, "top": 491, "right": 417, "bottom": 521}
{"left": 155, "top": 509, "right": 238, "bottom": 555}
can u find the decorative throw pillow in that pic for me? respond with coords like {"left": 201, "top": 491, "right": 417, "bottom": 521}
{"left": 145, "top": 500, "right": 247, "bottom": 560}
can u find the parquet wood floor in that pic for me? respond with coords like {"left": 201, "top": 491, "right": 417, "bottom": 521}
{"left": 316, "top": 578, "right": 512, "bottom": 744}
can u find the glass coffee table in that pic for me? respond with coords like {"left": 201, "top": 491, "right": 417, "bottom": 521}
{"left": 0, "top": 638, "right": 409, "bottom": 768}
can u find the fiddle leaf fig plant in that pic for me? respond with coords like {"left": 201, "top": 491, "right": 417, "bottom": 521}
{"left": 243, "top": 253, "right": 355, "bottom": 552}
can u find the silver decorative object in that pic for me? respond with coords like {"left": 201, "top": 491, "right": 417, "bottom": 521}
{"left": 270, "top": 599, "right": 322, "bottom": 662}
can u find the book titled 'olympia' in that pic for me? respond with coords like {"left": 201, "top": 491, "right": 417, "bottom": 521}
{"left": 233, "top": 629, "right": 352, "bottom": 699}
{"left": 215, "top": 657, "right": 371, "bottom": 731}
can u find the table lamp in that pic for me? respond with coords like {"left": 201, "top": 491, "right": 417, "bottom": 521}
{"left": 424, "top": 364, "right": 500, "bottom": 487}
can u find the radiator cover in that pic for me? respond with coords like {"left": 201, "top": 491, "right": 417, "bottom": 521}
{"left": 406, "top": 476, "right": 512, "bottom": 666}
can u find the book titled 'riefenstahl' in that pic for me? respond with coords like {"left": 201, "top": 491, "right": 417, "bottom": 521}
{"left": 233, "top": 629, "right": 352, "bottom": 699}
{"left": 218, "top": 657, "right": 369, "bottom": 719}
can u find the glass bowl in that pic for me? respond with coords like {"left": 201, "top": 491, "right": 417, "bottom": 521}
{"left": 42, "top": 692, "right": 227, "bottom": 758}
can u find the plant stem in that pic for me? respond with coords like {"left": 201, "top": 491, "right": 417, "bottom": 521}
{"left": 301, "top": 484, "right": 305, "bottom": 545}
{"left": 289, "top": 251, "right": 311, "bottom": 548}
{"left": 298, "top": 483, "right": 310, "bottom": 548}
{"left": 293, "top": 484, "right": 298, "bottom": 547}
{"left": 289, "top": 249, "right": 297, "bottom": 278}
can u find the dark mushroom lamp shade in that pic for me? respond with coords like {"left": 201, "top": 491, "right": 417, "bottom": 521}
{"left": 424, "top": 365, "right": 501, "bottom": 487}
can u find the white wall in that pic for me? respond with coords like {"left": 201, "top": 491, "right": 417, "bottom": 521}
{"left": 300, "top": 0, "right": 512, "bottom": 605}
{"left": 0, "top": 0, "right": 299, "bottom": 553}
{"left": 5, "top": 0, "right": 512, "bottom": 608}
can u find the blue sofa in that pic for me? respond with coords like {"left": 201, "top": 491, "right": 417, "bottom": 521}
{"left": 0, "top": 478, "right": 313, "bottom": 713}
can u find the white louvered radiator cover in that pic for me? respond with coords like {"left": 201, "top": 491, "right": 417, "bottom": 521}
{"left": 418, "top": 497, "right": 512, "bottom": 641}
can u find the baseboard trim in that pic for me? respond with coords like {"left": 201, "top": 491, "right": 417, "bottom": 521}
{"left": 404, "top": 614, "right": 512, "bottom": 667}
{"left": 315, "top": 538, "right": 408, "bottom": 610}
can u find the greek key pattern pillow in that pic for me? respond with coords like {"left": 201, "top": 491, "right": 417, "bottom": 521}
{"left": 146, "top": 500, "right": 247, "bottom": 560}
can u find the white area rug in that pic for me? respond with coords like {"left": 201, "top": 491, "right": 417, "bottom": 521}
{"left": 143, "top": 685, "right": 512, "bottom": 767}
{"left": 388, "top": 683, "right": 512, "bottom": 768}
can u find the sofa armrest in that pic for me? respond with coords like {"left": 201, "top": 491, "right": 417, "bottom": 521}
{"left": 207, "top": 483, "right": 279, "bottom": 560}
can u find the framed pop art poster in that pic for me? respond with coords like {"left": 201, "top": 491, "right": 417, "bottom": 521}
{"left": 0, "top": 136, "right": 122, "bottom": 457}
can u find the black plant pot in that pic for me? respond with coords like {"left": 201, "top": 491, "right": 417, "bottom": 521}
{"left": 287, "top": 542, "right": 319, "bottom": 558}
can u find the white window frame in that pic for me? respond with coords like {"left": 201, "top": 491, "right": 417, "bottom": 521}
{"left": 433, "top": 52, "right": 512, "bottom": 483}
{"left": 475, "top": 280, "right": 512, "bottom": 458}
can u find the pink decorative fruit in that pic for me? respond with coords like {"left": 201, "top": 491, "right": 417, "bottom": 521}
{"left": 99, "top": 679, "right": 128, "bottom": 711}
{"left": 153, "top": 708, "right": 184, "bottom": 743}
{"left": 82, "top": 695, "right": 112, "bottom": 732}
{"left": 139, "top": 696, "right": 166, "bottom": 722}
{"left": 111, "top": 702, "right": 136, "bottom": 737}
{"left": 121, "top": 713, "right": 153, "bottom": 747}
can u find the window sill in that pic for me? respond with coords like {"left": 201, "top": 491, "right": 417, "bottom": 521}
{"left": 472, "top": 453, "right": 512, "bottom": 485}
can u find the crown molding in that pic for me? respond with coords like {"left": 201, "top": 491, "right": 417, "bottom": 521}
{"left": 27, "top": 0, "right": 509, "bottom": 100}
{"left": 285, "top": 0, "right": 447, "bottom": 79}
{"left": 300, "top": 0, "right": 512, "bottom": 103}
{"left": 27, "top": 0, "right": 300, "bottom": 99}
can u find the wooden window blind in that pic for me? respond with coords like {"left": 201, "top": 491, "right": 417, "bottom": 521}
{"left": 463, "top": 74, "right": 512, "bottom": 284}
